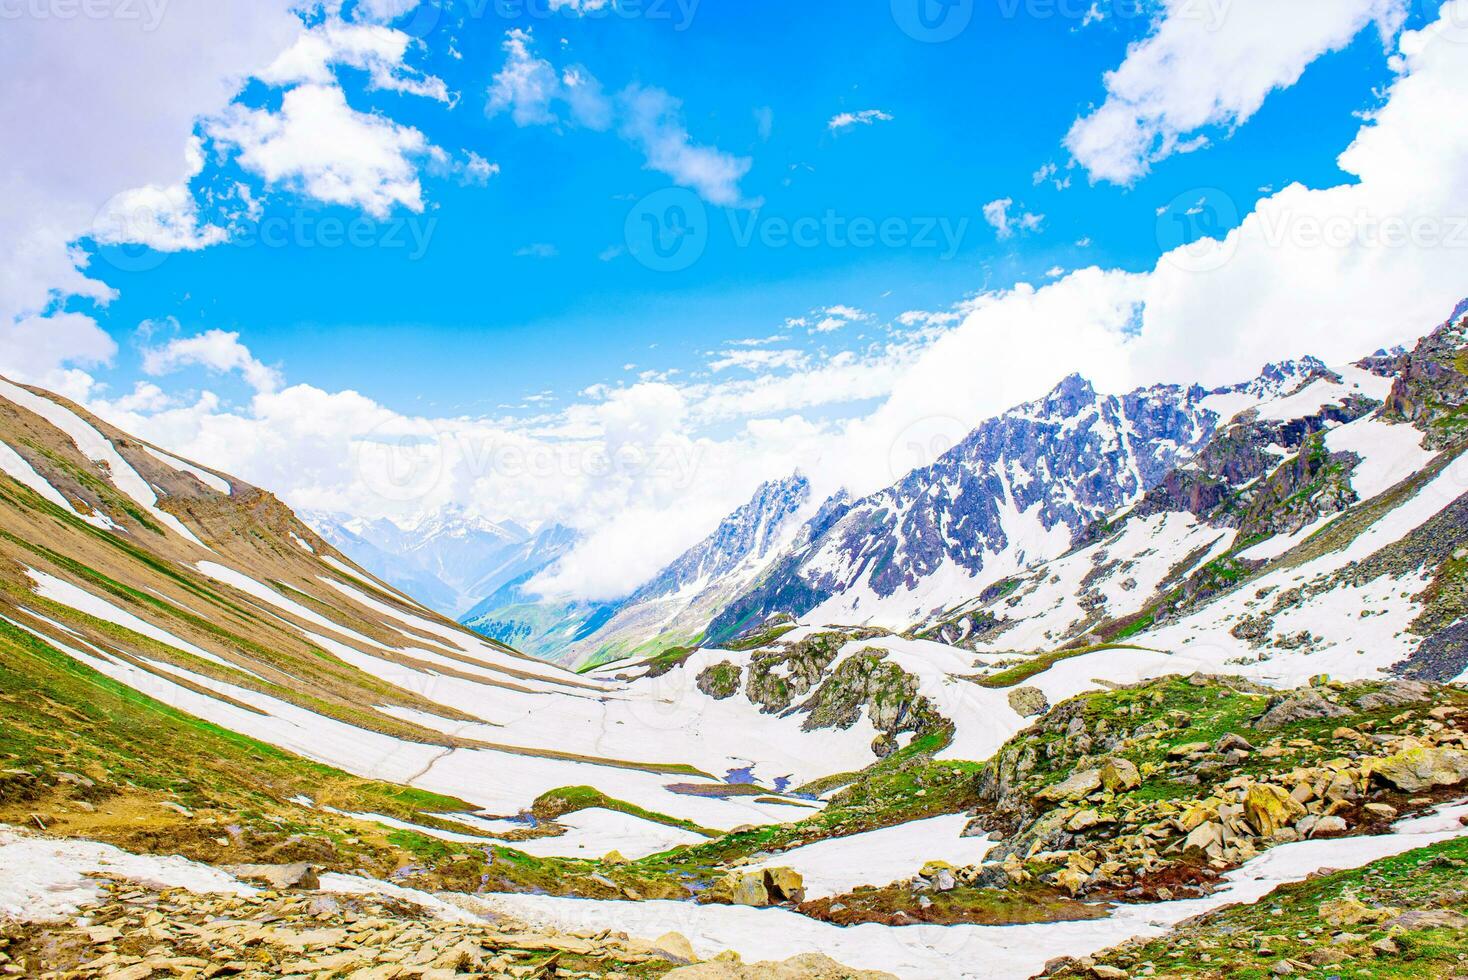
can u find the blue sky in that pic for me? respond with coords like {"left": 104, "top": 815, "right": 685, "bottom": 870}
{"left": 82, "top": 0, "right": 1417, "bottom": 416}
{"left": 6, "top": 0, "right": 1466, "bottom": 596}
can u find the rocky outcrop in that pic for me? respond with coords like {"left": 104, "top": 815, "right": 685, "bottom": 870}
{"left": 708, "top": 867, "right": 806, "bottom": 907}
{"left": 1254, "top": 689, "right": 1353, "bottom": 728}
{"left": 962, "top": 675, "right": 1468, "bottom": 903}
{"left": 1380, "top": 309, "right": 1468, "bottom": 449}
{"left": 696, "top": 662, "right": 742, "bottom": 699}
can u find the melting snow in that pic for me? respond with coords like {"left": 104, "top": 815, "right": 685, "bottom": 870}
{"left": 748, "top": 814, "right": 994, "bottom": 900}
{"left": 0, "top": 826, "right": 255, "bottom": 922}
{"left": 466, "top": 800, "right": 1468, "bottom": 980}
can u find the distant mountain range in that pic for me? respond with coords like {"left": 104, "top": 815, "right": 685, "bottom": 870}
{"left": 310, "top": 305, "right": 1468, "bottom": 682}
{"left": 303, "top": 508, "right": 577, "bottom": 618}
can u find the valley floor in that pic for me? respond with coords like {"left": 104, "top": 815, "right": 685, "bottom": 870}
{"left": 1, "top": 800, "right": 1464, "bottom": 979}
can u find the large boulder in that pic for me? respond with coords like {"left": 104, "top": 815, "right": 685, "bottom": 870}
{"left": 1367, "top": 746, "right": 1468, "bottom": 793}
{"left": 1355, "top": 680, "right": 1434, "bottom": 711}
{"left": 711, "top": 867, "right": 805, "bottom": 907}
{"left": 225, "top": 863, "right": 320, "bottom": 890}
{"left": 1242, "top": 783, "right": 1307, "bottom": 837}
{"left": 1254, "top": 690, "right": 1351, "bottom": 729}
{"left": 696, "top": 662, "right": 743, "bottom": 700}
{"left": 764, "top": 866, "right": 806, "bottom": 904}
{"left": 1007, "top": 686, "right": 1050, "bottom": 718}
{"left": 1037, "top": 768, "right": 1102, "bottom": 803}
{"left": 1099, "top": 758, "right": 1141, "bottom": 792}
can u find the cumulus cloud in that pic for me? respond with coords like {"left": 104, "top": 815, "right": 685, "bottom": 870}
{"left": 208, "top": 83, "right": 434, "bottom": 217}
{"left": 142, "top": 329, "right": 284, "bottom": 394}
{"left": 0, "top": 0, "right": 305, "bottom": 388}
{"left": 259, "top": 19, "right": 450, "bottom": 102}
{"left": 1066, "top": 0, "right": 1407, "bottom": 184}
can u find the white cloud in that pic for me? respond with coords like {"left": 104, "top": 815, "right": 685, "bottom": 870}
{"left": 515, "top": 243, "right": 559, "bottom": 258}
{"left": 91, "top": 137, "right": 228, "bottom": 253}
{"left": 828, "top": 109, "right": 894, "bottom": 133}
{"left": 142, "top": 329, "right": 283, "bottom": 393}
{"left": 485, "top": 29, "right": 751, "bottom": 205}
{"left": 1131, "top": 2, "right": 1468, "bottom": 385}
{"left": 259, "top": 19, "right": 451, "bottom": 103}
{"left": 0, "top": 0, "right": 304, "bottom": 387}
{"left": 1031, "top": 161, "right": 1071, "bottom": 190}
{"left": 462, "top": 152, "right": 501, "bottom": 185}
{"left": 708, "top": 349, "right": 808, "bottom": 373}
{"left": 619, "top": 84, "right": 753, "bottom": 207}
{"left": 209, "top": 83, "right": 434, "bottom": 217}
{"left": 0, "top": 313, "right": 117, "bottom": 395}
{"left": 1066, "top": 0, "right": 1407, "bottom": 184}
{"left": 982, "top": 198, "right": 1045, "bottom": 238}
{"left": 546, "top": 0, "right": 613, "bottom": 12}
{"left": 487, "top": 28, "right": 567, "bottom": 126}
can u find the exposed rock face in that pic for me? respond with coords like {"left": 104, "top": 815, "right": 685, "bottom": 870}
{"left": 1355, "top": 680, "right": 1434, "bottom": 711}
{"left": 720, "top": 631, "right": 949, "bottom": 758}
{"left": 1130, "top": 387, "right": 1372, "bottom": 539}
{"left": 1381, "top": 309, "right": 1468, "bottom": 449}
{"left": 709, "top": 372, "right": 1271, "bottom": 636}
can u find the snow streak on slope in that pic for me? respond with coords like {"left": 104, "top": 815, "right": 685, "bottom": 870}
{"left": 0, "top": 378, "right": 210, "bottom": 548}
